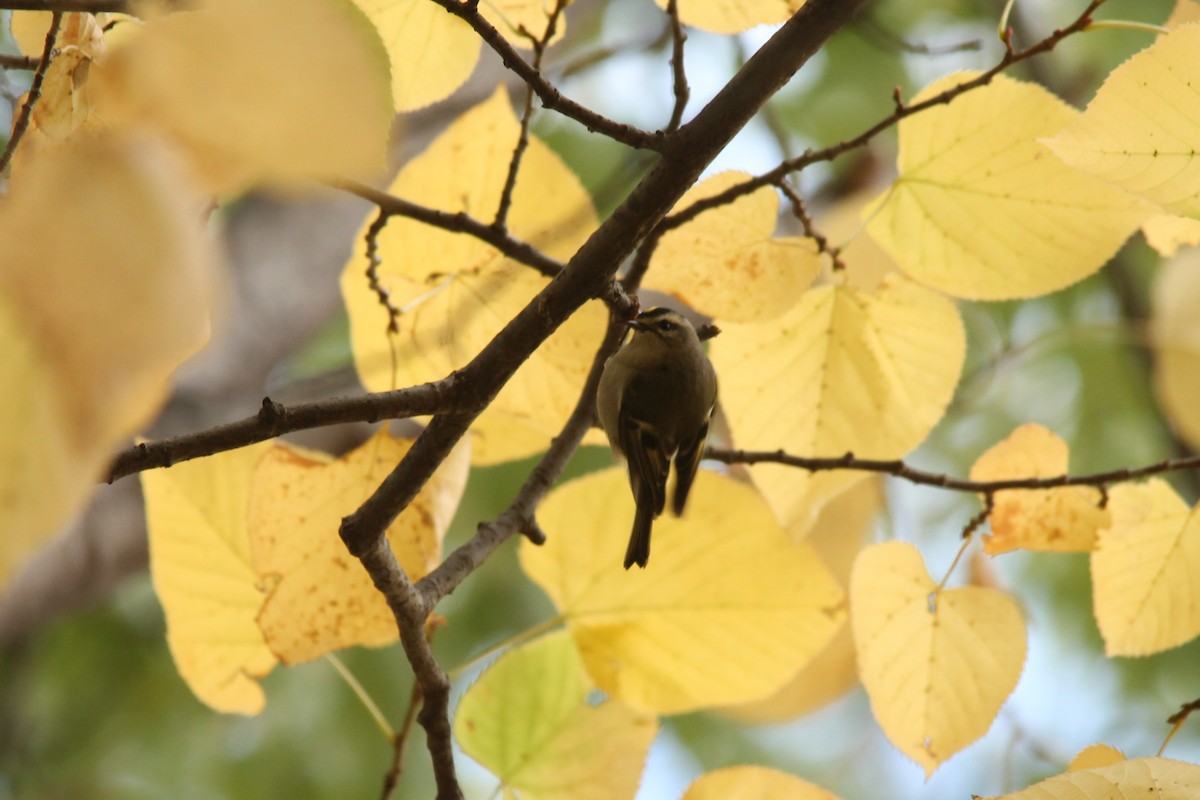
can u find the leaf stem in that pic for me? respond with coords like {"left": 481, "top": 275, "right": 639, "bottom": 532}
{"left": 447, "top": 614, "right": 566, "bottom": 681}
{"left": 327, "top": 652, "right": 394, "bottom": 740}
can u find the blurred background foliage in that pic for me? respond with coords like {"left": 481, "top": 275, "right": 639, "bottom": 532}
{"left": 4, "top": 0, "right": 1200, "bottom": 798}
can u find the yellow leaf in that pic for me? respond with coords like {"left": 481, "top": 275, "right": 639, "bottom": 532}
{"left": 11, "top": 11, "right": 105, "bottom": 58}
{"left": 711, "top": 275, "right": 963, "bottom": 532}
{"left": 480, "top": 0, "right": 567, "bottom": 47}
{"left": 32, "top": 46, "right": 94, "bottom": 140}
{"left": 1068, "top": 744, "right": 1126, "bottom": 771}
{"left": 249, "top": 430, "right": 469, "bottom": 664}
{"left": 1166, "top": 0, "right": 1200, "bottom": 26}
{"left": 353, "top": 0, "right": 478, "bottom": 112}
{"left": 522, "top": 468, "right": 845, "bottom": 715}
{"left": 646, "top": 171, "right": 819, "bottom": 321}
{"left": 1047, "top": 26, "right": 1200, "bottom": 217}
{"left": 342, "top": 85, "right": 605, "bottom": 462}
{"left": 867, "top": 73, "right": 1150, "bottom": 300}
{"left": 141, "top": 443, "right": 277, "bottom": 715}
{"left": 95, "top": 0, "right": 392, "bottom": 194}
{"left": 0, "top": 134, "right": 216, "bottom": 585}
{"left": 1091, "top": 479, "right": 1200, "bottom": 656}
{"left": 1152, "top": 248, "right": 1200, "bottom": 451}
{"left": 454, "top": 631, "right": 656, "bottom": 800}
{"left": 969, "top": 423, "right": 1109, "bottom": 554}
{"left": 980, "top": 757, "right": 1200, "bottom": 800}
{"left": 851, "top": 542, "right": 1027, "bottom": 778}
{"left": 683, "top": 765, "right": 843, "bottom": 800}
{"left": 1143, "top": 214, "right": 1200, "bottom": 256}
{"left": 651, "top": 0, "right": 797, "bottom": 34}
{"left": 724, "top": 479, "right": 881, "bottom": 723}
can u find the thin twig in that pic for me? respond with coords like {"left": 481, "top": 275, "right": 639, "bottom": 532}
{"left": 105, "top": 386, "right": 463, "bottom": 483}
{"left": 659, "top": 0, "right": 1107, "bottom": 233}
{"left": 0, "top": 11, "right": 61, "bottom": 175}
{"left": 364, "top": 210, "right": 402, "bottom": 334}
{"left": 381, "top": 682, "right": 423, "bottom": 800}
{"left": 707, "top": 447, "right": 1200, "bottom": 494}
{"left": 776, "top": 179, "right": 844, "bottom": 270}
{"left": 0, "top": 54, "right": 40, "bottom": 70}
{"left": 494, "top": 0, "right": 568, "bottom": 230}
{"left": 664, "top": 0, "right": 689, "bottom": 133}
{"left": 333, "top": 178, "right": 564, "bottom": 279}
{"left": 426, "top": 0, "right": 667, "bottom": 150}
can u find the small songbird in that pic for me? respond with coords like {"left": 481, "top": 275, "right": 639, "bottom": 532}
{"left": 597, "top": 307, "right": 718, "bottom": 569}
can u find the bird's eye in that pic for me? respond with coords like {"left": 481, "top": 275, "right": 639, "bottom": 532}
{"left": 657, "top": 320, "right": 677, "bottom": 332}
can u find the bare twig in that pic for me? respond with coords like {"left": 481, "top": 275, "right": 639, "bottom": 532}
{"left": 664, "top": 0, "right": 689, "bottom": 133}
{"left": 333, "top": 178, "right": 564, "bottom": 279}
{"left": 493, "top": 0, "right": 567, "bottom": 230}
{"left": 0, "top": 11, "right": 61, "bottom": 175}
{"left": 776, "top": 179, "right": 844, "bottom": 270}
{"left": 707, "top": 447, "right": 1200, "bottom": 494}
{"left": 105, "top": 386, "right": 463, "bottom": 483}
{"left": 363, "top": 210, "right": 402, "bottom": 334}
{"left": 0, "top": 54, "right": 40, "bottom": 70}
{"left": 660, "top": 0, "right": 1107, "bottom": 232}
{"left": 426, "top": 0, "right": 667, "bottom": 149}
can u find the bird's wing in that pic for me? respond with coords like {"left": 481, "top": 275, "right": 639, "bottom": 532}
{"left": 671, "top": 418, "right": 709, "bottom": 517}
{"left": 617, "top": 395, "right": 670, "bottom": 517}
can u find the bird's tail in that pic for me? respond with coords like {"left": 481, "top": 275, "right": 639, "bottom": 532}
{"left": 624, "top": 485, "right": 656, "bottom": 569}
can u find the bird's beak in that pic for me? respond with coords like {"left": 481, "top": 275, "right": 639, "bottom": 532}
{"left": 627, "top": 319, "right": 648, "bottom": 332}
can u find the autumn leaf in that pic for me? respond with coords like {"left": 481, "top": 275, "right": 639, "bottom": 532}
{"left": 522, "top": 468, "right": 845, "bottom": 715}
{"left": 454, "top": 631, "right": 656, "bottom": 800}
{"left": 94, "top": 0, "right": 392, "bottom": 194}
{"left": 1047, "top": 26, "right": 1200, "bottom": 218}
{"left": 711, "top": 275, "right": 963, "bottom": 532}
{"left": 341, "top": 85, "right": 607, "bottom": 464}
{"left": 353, "top": 0, "right": 479, "bottom": 112}
{"left": 979, "top": 757, "right": 1200, "bottom": 800}
{"left": 1091, "top": 479, "right": 1200, "bottom": 657}
{"left": 0, "top": 134, "right": 216, "bottom": 585}
{"left": 1152, "top": 248, "right": 1200, "bottom": 451}
{"left": 1142, "top": 214, "right": 1200, "bottom": 257}
{"left": 851, "top": 541, "right": 1026, "bottom": 777}
{"left": 867, "top": 73, "right": 1150, "bottom": 300}
{"left": 646, "top": 170, "right": 819, "bottom": 321}
{"left": 725, "top": 479, "right": 881, "bottom": 723}
{"left": 1068, "top": 744, "right": 1126, "bottom": 771}
{"left": 682, "top": 765, "right": 843, "bottom": 800}
{"left": 141, "top": 443, "right": 277, "bottom": 715}
{"left": 652, "top": 0, "right": 797, "bottom": 34}
{"left": 1166, "top": 0, "right": 1200, "bottom": 26}
{"left": 970, "top": 423, "right": 1108, "bottom": 554}
{"left": 249, "top": 430, "right": 469, "bottom": 664}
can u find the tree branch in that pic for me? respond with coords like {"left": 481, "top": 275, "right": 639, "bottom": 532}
{"left": 333, "top": 178, "right": 564, "bottom": 279}
{"left": 0, "top": 11, "right": 60, "bottom": 175}
{"left": 426, "top": 0, "right": 667, "bottom": 150}
{"left": 708, "top": 447, "right": 1200, "bottom": 494}
{"left": 105, "top": 385, "right": 462, "bottom": 483}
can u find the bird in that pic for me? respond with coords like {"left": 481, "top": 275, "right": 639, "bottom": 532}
{"left": 597, "top": 306, "right": 718, "bottom": 569}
